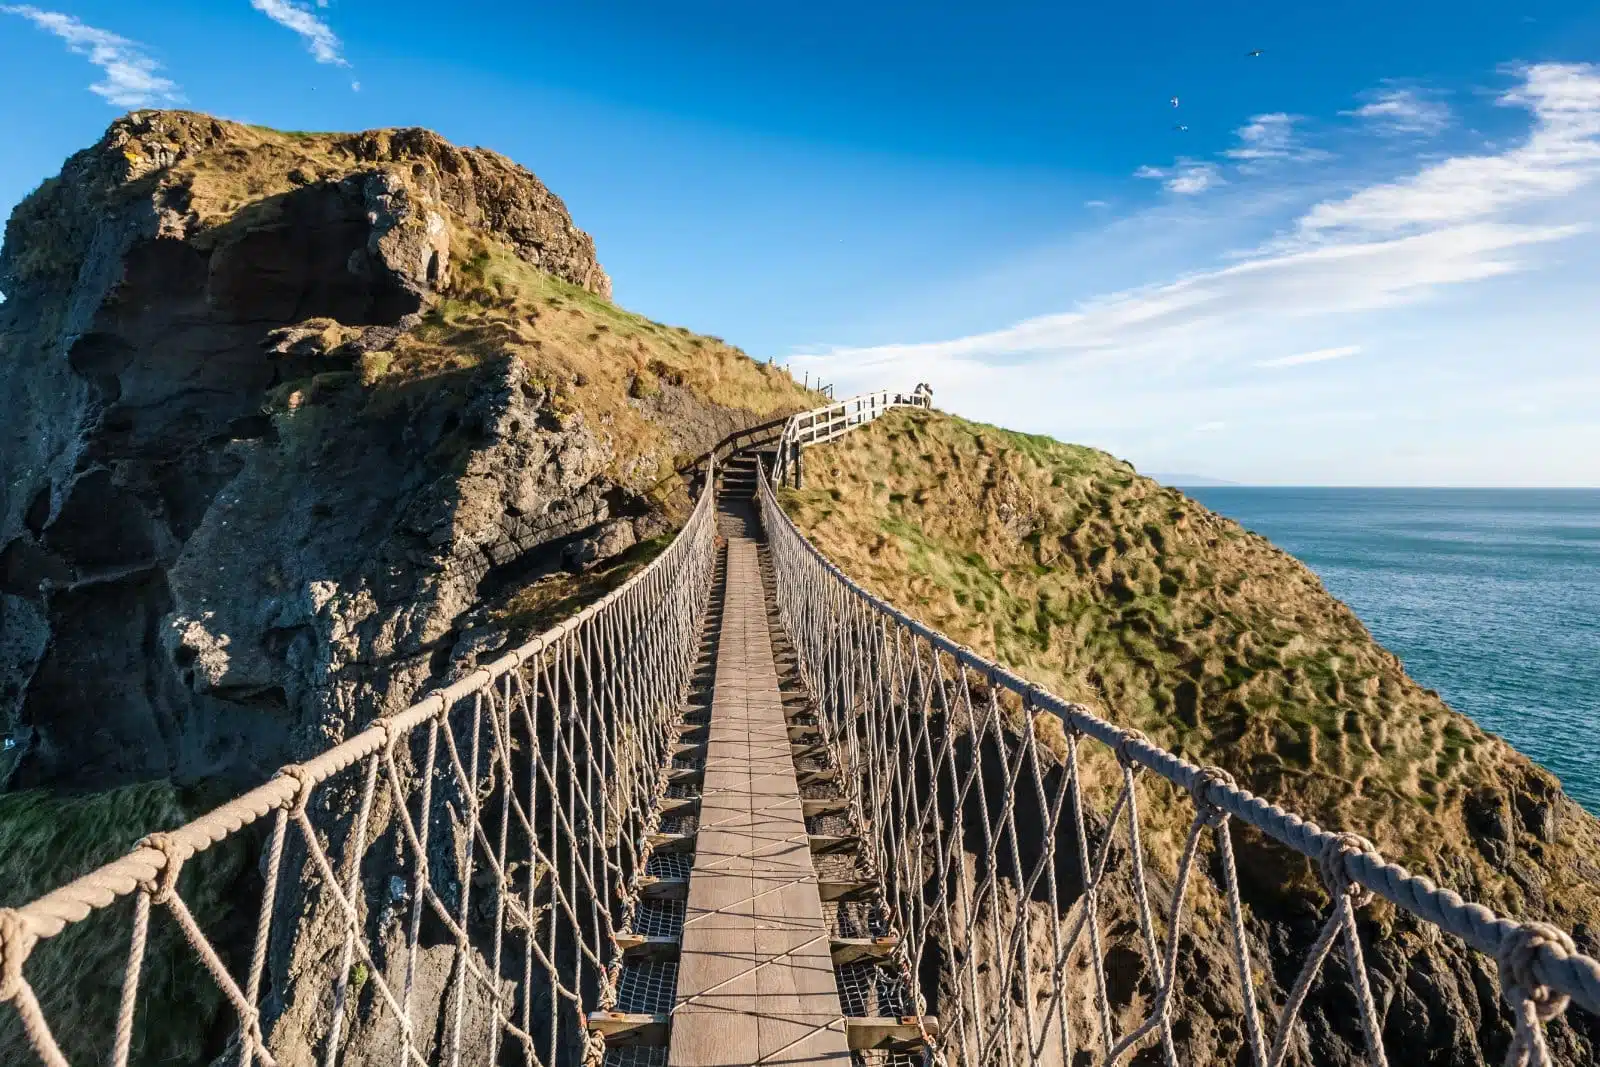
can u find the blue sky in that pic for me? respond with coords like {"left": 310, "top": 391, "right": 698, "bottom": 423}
{"left": 3, "top": 3, "right": 1600, "bottom": 485}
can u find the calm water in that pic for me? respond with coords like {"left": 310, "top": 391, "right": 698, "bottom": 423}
{"left": 1181, "top": 488, "right": 1600, "bottom": 816}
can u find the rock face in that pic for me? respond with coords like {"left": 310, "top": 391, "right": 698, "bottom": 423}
{"left": 0, "top": 111, "right": 806, "bottom": 1064}
{"left": 0, "top": 111, "right": 615, "bottom": 794}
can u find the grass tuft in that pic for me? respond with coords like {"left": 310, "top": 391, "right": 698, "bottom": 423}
{"left": 0, "top": 782, "right": 249, "bottom": 1066}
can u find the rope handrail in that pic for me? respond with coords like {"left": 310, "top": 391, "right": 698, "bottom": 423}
{"left": 755, "top": 438, "right": 1599, "bottom": 1066}
{"left": 2, "top": 461, "right": 722, "bottom": 1067}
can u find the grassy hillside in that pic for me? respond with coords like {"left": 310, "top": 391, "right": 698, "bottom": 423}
{"left": 781, "top": 407, "right": 1600, "bottom": 928}
{"left": 385, "top": 237, "right": 812, "bottom": 492}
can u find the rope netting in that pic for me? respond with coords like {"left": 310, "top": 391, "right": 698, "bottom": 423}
{"left": 0, "top": 466, "right": 719, "bottom": 1067}
{"left": 756, "top": 460, "right": 1600, "bottom": 1067}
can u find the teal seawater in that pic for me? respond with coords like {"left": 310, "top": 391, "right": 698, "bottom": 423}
{"left": 1180, "top": 488, "right": 1600, "bottom": 817}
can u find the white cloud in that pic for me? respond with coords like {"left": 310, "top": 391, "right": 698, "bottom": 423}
{"left": 250, "top": 0, "right": 346, "bottom": 65}
{"left": 789, "top": 62, "right": 1600, "bottom": 456}
{"left": 795, "top": 221, "right": 1577, "bottom": 379}
{"left": 1296, "top": 64, "right": 1600, "bottom": 243}
{"left": 1, "top": 5, "right": 180, "bottom": 107}
{"left": 1135, "top": 158, "right": 1222, "bottom": 195}
{"left": 1194, "top": 421, "right": 1226, "bottom": 433}
{"left": 1347, "top": 88, "right": 1452, "bottom": 136}
{"left": 1257, "top": 344, "right": 1362, "bottom": 368}
{"left": 1226, "top": 113, "right": 1322, "bottom": 163}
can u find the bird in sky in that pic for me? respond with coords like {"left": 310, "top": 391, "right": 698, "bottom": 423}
{"left": 1173, "top": 123, "right": 1189, "bottom": 132}
{"left": 1170, "top": 96, "right": 1180, "bottom": 108}
{"left": 1247, "top": 49, "right": 1264, "bottom": 57}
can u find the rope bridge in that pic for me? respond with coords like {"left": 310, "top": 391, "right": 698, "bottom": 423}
{"left": 0, "top": 388, "right": 1595, "bottom": 1067}
{"left": 0, "top": 464, "right": 719, "bottom": 1067}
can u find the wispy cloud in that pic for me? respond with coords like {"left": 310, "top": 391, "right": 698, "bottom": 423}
{"left": 1135, "top": 158, "right": 1223, "bottom": 195}
{"left": 1, "top": 5, "right": 180, "bottom": 107}
{"left": 1226, "top": 112, "right": 1322, "bottom": 163}
{"left": 791, "top": 64, "right": 1600, "bottom": 395}
{"left": 1296, "top": 64, "right": 1600, "bottom": 243}
{"left": 250, "top": 0, "right": 346, "bottom": 66}
{"left": 1346, "top": 87, "right": 1452, "bottom": 136}
{"left": 1257, "top": 345, "right": 1362, "bottom": 368}
{"left": 795, "top": 221, "right": 1576, "bottom": 377}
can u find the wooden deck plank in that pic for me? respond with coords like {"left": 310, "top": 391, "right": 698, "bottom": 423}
{"left": 669, "top": 537, "right": 851, "bottom": 1067}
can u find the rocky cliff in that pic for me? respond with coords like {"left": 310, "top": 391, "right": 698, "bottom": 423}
{"left": 783, "top": 408, "right": 1600, "bottom": 1066}
{"left": 0, "top": 110, "right": 811, "bottom": 1064}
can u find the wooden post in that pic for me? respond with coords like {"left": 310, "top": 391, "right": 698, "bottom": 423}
{"left": 792, "top": 441, "right": 803, "bottom": 489}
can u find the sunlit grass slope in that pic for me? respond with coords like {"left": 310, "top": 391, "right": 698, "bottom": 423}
{"left": 781, "top": 407, "right": 1600, "bottom": 925}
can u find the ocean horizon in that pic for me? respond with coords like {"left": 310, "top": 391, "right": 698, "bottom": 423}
{"left": 1181, "top": 486, "right": 1600, "bottom": 817}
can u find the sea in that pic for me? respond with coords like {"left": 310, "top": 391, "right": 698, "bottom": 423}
{"left": 1179, "top": 488, "right": 1600, "bottom": 817}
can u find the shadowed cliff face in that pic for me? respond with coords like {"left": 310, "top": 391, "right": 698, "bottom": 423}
{"left": 784, "top": 409, "right": 1600, "bottom": 1067}
{"left": 0, "top": 110, "right": 810, "bottom": 1065}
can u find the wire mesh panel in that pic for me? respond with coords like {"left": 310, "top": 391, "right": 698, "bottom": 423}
{"left": 854, "top": 1051, "right": 929, "bottom": 1067}
{"left": 656, "top": 812, "right": 699, "bottom": 836}
{"left": 643, "top": 852, "right": 693, "bottom": 881}
{"left": 756, "top": 463, "right": 1600, "bottom": 1067}
{"left": 837, "top": 962, "right": 914, "bottom": 1019}
{"left": 601, "top": 1046, "right": 669, "bottom": 1067}
{"left": 626, "top": 901, "right": 686, "bottom": 940}
{"left": 807, "top": 813, "right": 854, "bottom": 837}
{"left": 0, "top": 472, "right": 720, "bottom": 1067}
{"left": 614, "top": 960, "right": 679, "bottom": 1015}
{"left": 823, "top": 900, "right": 891, "bottom": 941}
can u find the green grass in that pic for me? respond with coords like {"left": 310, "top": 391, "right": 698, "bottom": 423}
{"left": 0, "top": 782, "right": 249, "bottom": 1066}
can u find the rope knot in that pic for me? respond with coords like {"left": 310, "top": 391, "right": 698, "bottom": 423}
{"left": 1318, "top": 832, "right": 1377, "bottom": 906}
{"left": 1497, "top": 921, "right": 1576, "bottom": 1023}
{"left": 275, "top": 763, "right": 316, "bottom": 813}
{"left": 583, "top": 1026, "right": 611, "bottom": 1067}
{"left": 1189, "top": 766, "right": 1236, "bottom": 826}
{"left": 1114, "top": 729, "right": 1150, "bottom": 771}
{"left": 138, "top": 832, "right": 195, "bottom": 905}
{"left": 0, "top": 908, "right": 36, "bottom": 1004}
{"left": 1052, "top": 700, "right": 1086, "bottom": 740}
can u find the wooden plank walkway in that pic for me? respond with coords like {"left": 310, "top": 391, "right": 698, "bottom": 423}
{"left": 669, "top": 535, "right": 852, "bottom": 1067}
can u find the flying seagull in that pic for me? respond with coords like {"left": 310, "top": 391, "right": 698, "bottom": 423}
{"left": 1170, "top": 96, "right": 1180, "bottom": 108}
{"left": 1247, "top": 49, "right": 1264, "bottom": 57}
{"left": 1173, "top": 123, "right": 1189, "bottom": 132}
